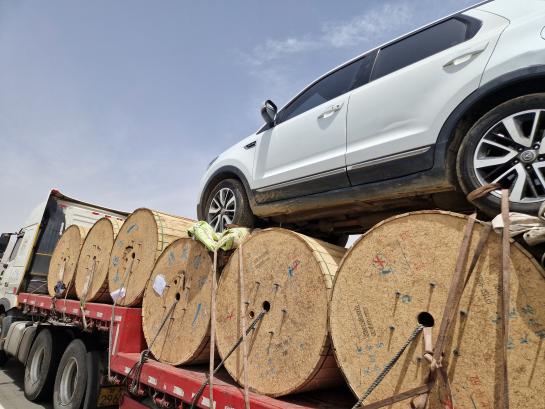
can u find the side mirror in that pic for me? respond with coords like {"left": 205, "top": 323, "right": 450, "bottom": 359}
{"left": 260, "top": 100, "right": 277, "bottom": 127}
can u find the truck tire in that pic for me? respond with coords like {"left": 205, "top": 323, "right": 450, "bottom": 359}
{"left": 17, "top": 325, "right": 38, "bottom": 364}
{"left": 24, "top": 329, "right": 66, "bottom": 401}
{"left": 53, "top": 339, "right": 88, "bottom": 409}
{"left": 82, "top": 350, "right": 101, "bottom": 409}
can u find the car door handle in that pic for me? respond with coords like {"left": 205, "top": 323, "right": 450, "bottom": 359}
{"left": 318, "top": 103, "right": 344, "bottom": 119}
{"left": 443, "top": 43, "right": 489, "bottom": 68}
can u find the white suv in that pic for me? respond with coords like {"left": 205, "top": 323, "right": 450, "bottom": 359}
{"left": 197, "top": 0, "right": 545, "bottom": 243}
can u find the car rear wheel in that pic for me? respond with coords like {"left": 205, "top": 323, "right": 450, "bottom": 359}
{"left": 204, "top": 178, "right": 254, "bottom": 233}
{"left": 457, "top": 93, "right": 545, "bottom": 216}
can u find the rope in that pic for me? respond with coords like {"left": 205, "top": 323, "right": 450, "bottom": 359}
{"left": 238, "top": 244, "right": 250, "bottom": 409}
{"left": 108, "top": 255, "right": 135, "bottom": 381}
{"left": 190, "top": 309, "right": 267, "bottom": 409}
{"left": 208, "top": 250, "right": 218, "bottom": 407}
{"left": 499, "top": 190, "right": 511, "bottom": 409}
{"left": 61, "top": 271, "right": 75, "bottom": 323}
{"left": 466, "top": 182, "right": 501, "bottom": 203}
{"left": 351, "top": 325, "right": 424, "bottom": 409}
{"left": 80, "top": 257, "right": 98, "bottom": 330}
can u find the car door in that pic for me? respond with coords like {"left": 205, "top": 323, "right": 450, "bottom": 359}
{"left": 345, "top": 9, "right": 510, "bottom": 185}
{"left": 253, "top": 53, "right": 375, "bottom": 203}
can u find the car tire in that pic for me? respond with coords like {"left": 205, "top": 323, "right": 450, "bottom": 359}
{"left": 457, "top": 93, "right": 545, "bottom": 216}
{"left": 24, "top": 329, "right": 66, "bottom": 401}
{"left": 203, "top": 178, "right": 255, "bottom": 232}
{"left": 53, "top": 339, "right": 88, "bottom": 409}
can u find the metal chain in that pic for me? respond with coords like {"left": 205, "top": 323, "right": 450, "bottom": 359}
{"left": 190, "top": 309, "right": 267, "bottom": 409}
{"left": 352, "top": 324, "right": 424, "bottom": 409}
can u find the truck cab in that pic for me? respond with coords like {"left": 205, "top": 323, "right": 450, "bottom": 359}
{"left": 0, "top": 189, "right": 127, "bottom": 319}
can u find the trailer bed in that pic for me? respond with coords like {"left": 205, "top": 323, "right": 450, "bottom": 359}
{"left": 17, "top": 293, "right": 354, "bottom": 409}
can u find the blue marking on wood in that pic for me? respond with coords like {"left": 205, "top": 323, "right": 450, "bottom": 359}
{"left": 193, "top": 254, "right": 201, "bottom": 270}
{"left": 192, "top": 303, "right": 202, "bottom": 326}
{"left": 197, "top": 276, "right": 207, "bottom": 289}
{"left": 380, "top": 267, "right": 393, "bottom": 276}
{"left": 112, "top": 256, "right": 119, "bottom": 267}
{"left": 522, "top": 304, "right": 535, "bottom": 315}
{"left": 126, "top": 224, "right": 138, "bottom": 234}
{"left": 507, "top": 338, "right": 515, "bottom": 350}
{"left": 401, "top": 294, "right": 412, "bottom": 304}
{"left": 181, "top": 244, "right": 189, "bottom": 260}
{"left": 168, "top": 251, "right": 175, "bottom": 266}
{"left": 287, "top": 260, "right": 301, "bottom": 278}
{"left": 520, "top": 334, "right": 529, "bottom": 345}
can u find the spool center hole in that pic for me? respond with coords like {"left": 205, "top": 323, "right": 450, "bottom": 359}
{"left": 249, "top": 311, "right": 255, "bottom": 319}
{"left": 262, "top": 301, "right": 271, "bottom": 312}
{"left": 417, "top": 311, "right": 435, "bottom": 328}
{"left": 175, "top": 292, "right": 181, "bottom": 301}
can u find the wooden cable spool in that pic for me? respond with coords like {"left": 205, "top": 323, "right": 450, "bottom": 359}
{"left": 329, "top": 211, "right": 545, "bottom": 408}
{"left": 48, "top": 225, "right": 89, "bottom": 298}
{"left": 142, "top": 238, "right": 214, "bottom": 365}
{"left": 74, "top": 217, "right": 125, "bottom": 304}
{"left": 108, "top": 208, "right": 195, "bottom": 307}
{"left": 216, "top": 228, "right": 346, "bottom": 397}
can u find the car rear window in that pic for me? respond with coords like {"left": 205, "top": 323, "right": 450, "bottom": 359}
{"left": 371, "top": 16, "right": 482, "bottom": 81}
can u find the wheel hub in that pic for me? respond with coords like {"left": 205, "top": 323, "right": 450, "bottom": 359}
{"left": 473, "top": 109, "right": 545, "bottom": 203}
{"left": 520, "top": 149, "right": 537, "bottom": 163}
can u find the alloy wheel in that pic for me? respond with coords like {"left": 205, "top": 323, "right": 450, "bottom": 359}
{"left": 473, "top": 109, "right": 545, "bottom": 203}
{"left": 207, "top": 188, "right": 236, "bottom": 233}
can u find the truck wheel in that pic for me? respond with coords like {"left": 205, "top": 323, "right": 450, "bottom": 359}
{"left": 53, "top": 339, "right": 88, "bottom": 409}
{"left": 24, "top": 329, "right": 66, "bottom": 401}
{"left": 82, "top": 350, "right": 101, "bottom": 409}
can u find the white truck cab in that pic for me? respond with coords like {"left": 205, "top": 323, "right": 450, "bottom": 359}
{"left": 0, "top": 189, "right": 127, "bottom": 316}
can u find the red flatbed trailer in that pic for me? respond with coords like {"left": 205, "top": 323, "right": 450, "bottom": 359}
{"left": 17, "top": 293, "right": 352, "bottom": 409}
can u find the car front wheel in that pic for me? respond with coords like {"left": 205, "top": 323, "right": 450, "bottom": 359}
{"left": 457, "top": 93, "right": 545, "bottom": 216}
{"left": 204, "top": 178, "right": 255, "bottom": 233}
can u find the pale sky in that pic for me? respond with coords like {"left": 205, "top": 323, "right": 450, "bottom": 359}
{"left": 0, "top": 0, "right": 477, "bottom": 232}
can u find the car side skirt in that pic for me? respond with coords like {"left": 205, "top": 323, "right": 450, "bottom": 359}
{"left": 254, "top": 167, "right": 351, "bottom": 203}
{"left": 347, "top": 145, "right": 434, "bottom": 186}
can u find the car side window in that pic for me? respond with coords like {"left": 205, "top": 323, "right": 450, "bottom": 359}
{"left": 371, "top": 16, "right": 482, "bottom": 81}
{"left": 277, "top": 52, "right": 375, "bottom": 124}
